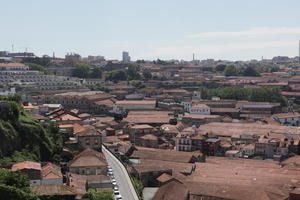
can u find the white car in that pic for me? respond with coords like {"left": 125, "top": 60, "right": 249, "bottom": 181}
{"left": 115, "top": 194, "right": 122, "bottom": 200}
{"left": 108, "top": 171, "right": 113, "bottom": 176}
{"left": 112, "top": 179, "right": 117, "bottom": 187}
{"left": 113, "top": 189, "right": 120, "bottom": 195}
{"left": 113, "top": 185, "right": 119, "bottom": 190}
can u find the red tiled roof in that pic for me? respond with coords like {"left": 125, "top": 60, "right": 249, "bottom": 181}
{"left": 31, "top": 184, "right": 77, "bottom": 196}
{"left": 156, "top": 173, "right": 173, "bottom": 183}
{"left": 94, "top": 99, "right": 115, "bottom": 107}
{"left": 0, "top": 63, "right": 26, "bottom": 67}
{"left": 69, "top": 149, "right": 107, "bottom": 167}
{"left": 153, "top": 179, "right": 189, "bottom": 200}
{"left": 73, "top": 123, "right": 86, "bottom": 134}
{"left": 54, "top": 114, "right": 81, "bottom": 121}
{"left": 12, "top": 161, "right": 41, "bottom": 171}
{"left": 76, "top": 126, "right": 101, "bottom": 137}
{"left": 41, "top": 162, "right": 62, "bottom": 179}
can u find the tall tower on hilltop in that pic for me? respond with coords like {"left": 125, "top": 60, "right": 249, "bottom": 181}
{"left": 122, "top": 51, "right": 131, "bottom": 63}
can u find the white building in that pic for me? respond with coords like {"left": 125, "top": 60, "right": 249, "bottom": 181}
{"left": 0, "top": 87, "right": 15, "bottom": 95}
{"left": 181, "top": 101, "right": 192, "bottom": 112}
{"left": 189, "top": 104, "right": 210, "bottom": 115}
{"left": 0, "top": 69, "right": 84, "bottom": 92}
{"left": 122, "top": 51, "right": 131, "bottom": 63}
{"left": 0, "top": 63, "right": 29, "bottom": 71}
{"left": 192, "top": 91, "right": 201, "bottom": 99}
{"left": 272, "top": 113, "right": 300, "bottom": 126}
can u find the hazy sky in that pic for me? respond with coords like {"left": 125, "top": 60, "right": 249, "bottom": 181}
{"left": 1, "top": 0, "right": 300, "bottom": 61}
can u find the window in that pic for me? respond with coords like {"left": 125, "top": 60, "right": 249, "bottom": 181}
{"left": 85, "top": 138, "right": 90, "bottom": 145}
{"left": 94, "top": 139, "right": 98, "bottom": 145}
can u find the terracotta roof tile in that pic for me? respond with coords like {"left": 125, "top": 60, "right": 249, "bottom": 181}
{"left": 12, "top": 161, "right": 41, "bottom": 171}
{"left": 31, "top": 184, "right": 77, "bottom": 196}
{"left": 69, "top": 149, "right": 107, "bottom": 167}
{"left": 41, "top": 162, "right": 62, "bottom": 179}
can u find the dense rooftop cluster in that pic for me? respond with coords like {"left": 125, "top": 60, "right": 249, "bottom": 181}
{"left": 2, "top": 53, "right": 300, "bottom": 200}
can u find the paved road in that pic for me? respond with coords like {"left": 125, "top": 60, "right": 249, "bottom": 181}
{"left": 102, "top": 145, "right": 139, "bottom": 200}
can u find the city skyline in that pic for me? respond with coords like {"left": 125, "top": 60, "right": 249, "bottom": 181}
{"left": 1, "top": 0, "right": 300, "bottom": 61}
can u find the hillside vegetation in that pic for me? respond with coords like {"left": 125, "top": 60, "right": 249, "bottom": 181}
{"left": 0, "top": 95, "right": 62, "bottom": 167}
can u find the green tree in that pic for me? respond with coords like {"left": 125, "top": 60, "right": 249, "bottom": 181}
{"left": 0, "top": 169, "right": 30, "bottom": 189}
{"left": 0, "top": 169, "right": 39, "bottom": 200}
{"left": 127, "top": 65, "right": 140, "bottom": 80}
{"left": 199, "top": 86, "right": 287, "bottom": 106}
{"left": 0, "top": 96, "right": 63, "bottom": 166}
{"left": 82, "top": 189, "right": 114, "bottom": 200}
{"left": 224, "top": 65, "right": 237, "bottom": 76}
{"left": 107, "top": 70, "right": 127, "bottom": 82}
{"left": 0, "top": 185, "right": 40, "bottom": 200}
{"left": 22, "top": 57, "right": 50, "bottom": 67}
{"left": 143, "top": 70, "right": 152, "bottom": 80}
{"left": 243, "top": 65, "right": 259, "bottom": 76}
{"left": 215, "top": 64, "right": 226, "bottom": 72}
{"left": 72, "top": 63, "right": 90, "bottom": 78}
{"left": 25, "top": 63, "right": 49, "bottom": 74}
{"left": 132, "top": 177, "right": 143, "bottom": 196}
{"left": 89, "top": 67, "right": 103, "bottom": 79}
{"left": 130, "top": 80, "right": 145, "bottom": 89}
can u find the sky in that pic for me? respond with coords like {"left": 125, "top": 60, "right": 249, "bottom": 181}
{"left": 1, "top": 0, "right": 300, "bottom": 61}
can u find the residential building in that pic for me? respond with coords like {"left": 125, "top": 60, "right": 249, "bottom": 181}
{"left": 225, "top": 150, "right": 240, "bottom": 157}
{"left": 115, "top": 100, "right": 156, "bottom": 111}
{"left": 124, "top": 124, "right": 155, "bottom": 145}
{"left": 33, "top": 92, "right": 113, "bottom": 114}
{"left": 0, "top": 87, "right": 15, "bottom": 95}
{"left": 175, "top": 126, "right": 204, "bottom": 152}
{"left": 153, "top": 157, "right": 300, "bottom": 200}
{"left": 255, "top": 137, "right": 280, "bottom": 158}
{"left": 136, "top": 134, "right": 159, "bottom": 148}
{"left": 76, "top": 126, "right": 102, "bottom": 149}
{"left": 0, "top": 62, "right": 29, "bottom": 70}
{"left": 68, "top": 149, "right": 107, "bottom": 175}
{"left": 0, "top": 69, "right": 84, "bottom": 93}
{"left": 236, "top": 101, "right": 281, "bottom": 116}
{"left": 181, "top": 101, "right": 192, "bottom": 112}
{"left": 41, "top": 162, "right": 63, "bottom": 185}
{"left": 11, "top": 161, "right": 42, "bottom": 186}
{"left": 239, "top": 144, "right": 255, "bottom": 157}
{"left": 272, "top": 112, "right": 300, "bottom": 126}
{"left": 125, "top": 111, "right": 172, "bottom": 126}
{"left": 189, "top": 104, "right": 210, "bottom": 115}
{"left": 11, "top": 161, "right": 63, "bottom": 186}
{"left": 181, "top": 114, "right": 223, "bottom": 126}
{"left": 31, "top": 184, "right": 77, "bottom": 200}
{"left": 203, "top": 138, "right": 220, "bottom": 156}
{"left": 153, "top": 179, "right": 189, "bottom": 200}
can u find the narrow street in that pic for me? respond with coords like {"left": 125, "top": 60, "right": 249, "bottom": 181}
{"left": 102, "top": 146, "right": 139, "bottom": 200}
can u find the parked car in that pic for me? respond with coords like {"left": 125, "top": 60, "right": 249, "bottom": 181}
{"left": 108, "top": 171, "right": 113, "bottom": 176}
{"left": 113, "top": 185, "right": 119, "bottom": 190}
{"left": 115, "top": 194, "right": 122, "bottom": 200}
{"left": 108, "top": 166, "right": 113, "bottom": 172}
{"left": 114, "top": 189, "right": 120, "bottom": 195}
